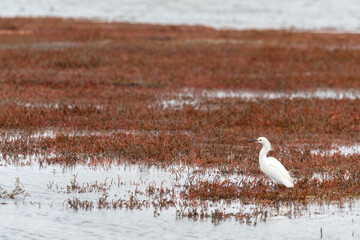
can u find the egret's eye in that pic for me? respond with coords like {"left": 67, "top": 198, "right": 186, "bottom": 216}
{"left": 258, "top": 139, "right": 262, "bottom": 142}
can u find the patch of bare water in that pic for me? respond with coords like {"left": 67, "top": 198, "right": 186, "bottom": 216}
{"left": 0, "top": 129, "right": 134, "bottom": 142}
{"left": 311, "top": 144, "right": 360, "bottom": 156}
{"left": 160, "top": 89, "right": 360, "bottom": 109}
{"left": 202, "top": 89, "right": 360, "bottom": 100}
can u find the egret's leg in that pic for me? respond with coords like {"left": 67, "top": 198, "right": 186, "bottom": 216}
{"left": 274, "top": 183, "right": 278, "bottom": 190}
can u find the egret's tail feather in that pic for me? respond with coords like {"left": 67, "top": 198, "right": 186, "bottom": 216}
{"left": 282, "top": 177, "right": 294, "bottom": 188}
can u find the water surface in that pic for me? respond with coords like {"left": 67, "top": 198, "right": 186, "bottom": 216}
{"left": 1, "top": 0, "right": 360, "bottom": 31}
{"left": 1, "top": 163, "right": 359, "bottom": 239}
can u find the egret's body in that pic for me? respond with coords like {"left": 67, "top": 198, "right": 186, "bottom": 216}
{"left": 249, "top": 137, "right": 294, "bottom": 188}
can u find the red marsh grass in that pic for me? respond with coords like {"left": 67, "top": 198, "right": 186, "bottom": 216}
{"left": 0, "top": 17, "right": 359, "bottom": 208}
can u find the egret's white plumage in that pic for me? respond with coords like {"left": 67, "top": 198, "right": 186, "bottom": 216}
{"left": 249, "top": 137, "right": 294, "bottom": 188}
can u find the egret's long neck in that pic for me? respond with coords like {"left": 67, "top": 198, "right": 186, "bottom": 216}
{"left": 259, "top": 146, "right": 269, "bottom": 163}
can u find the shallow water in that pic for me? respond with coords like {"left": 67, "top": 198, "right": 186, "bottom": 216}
{"left": 2, "top": 204, "right": 359, "bottom": 240}
{"left": 202, "top": 89, "right": 360, "bottom": 100}
{"left": 0, "top": 162, "right": 359, "bottom": 239}
{"left": 311, "top": 144, "right": 360, "bottom": 156}
{"left": 160, "top": 89, "right": 360, "bottom": 109}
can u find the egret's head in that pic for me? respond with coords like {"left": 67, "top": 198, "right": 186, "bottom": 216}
{"left": 248, "top": 137, "right": 272, "bottom": 150}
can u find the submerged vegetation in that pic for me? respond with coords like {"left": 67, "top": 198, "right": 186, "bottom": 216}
{"left": 0, "top": 17, "right": 359, "bottom": 222}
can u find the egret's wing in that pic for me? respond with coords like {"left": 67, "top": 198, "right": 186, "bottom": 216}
{"left": 266, "top": 157, "right": 294, "bottom": 187}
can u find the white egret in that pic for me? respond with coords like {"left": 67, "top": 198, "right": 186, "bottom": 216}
{"left": 248, "top": 137, "right": 294, "bottom": 189}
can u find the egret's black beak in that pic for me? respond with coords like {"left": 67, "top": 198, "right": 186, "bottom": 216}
{"left": 248, "top": 140, "right": 258, "bottom": 143}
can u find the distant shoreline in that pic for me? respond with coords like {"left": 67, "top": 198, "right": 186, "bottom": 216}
{"left": 1, "top": 16, "right": 360, "bottom": 35}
